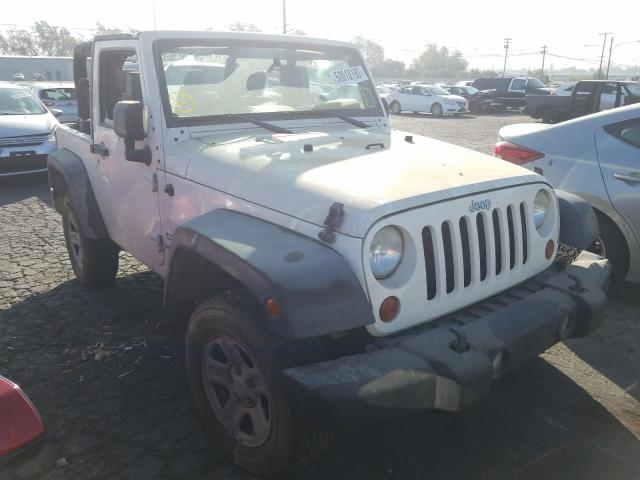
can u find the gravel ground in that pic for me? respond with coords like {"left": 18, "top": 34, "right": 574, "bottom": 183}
{"left": 1, "top": 113, "right": 639, "bottom": 480}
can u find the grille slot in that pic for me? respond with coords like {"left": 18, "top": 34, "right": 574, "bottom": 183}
{"left": 520, "top": 203, "right": 528, "bottom": 264}
{"left": 476, "top": 213, "right": 488, "bottom": 281}
{"left": 507, "top": 206, "right": 516, "bottom": 270}
{"left": 422, "top": 227, "right": 437, "bottom": 300}
{"left": 492, "top": 210, "right": 502, "bottom": 275}
{"left": 422, "top": 202, "right": 532, "bottom": 300}
{"left": 459, "top": 217, "right": 471, "bottom": 287}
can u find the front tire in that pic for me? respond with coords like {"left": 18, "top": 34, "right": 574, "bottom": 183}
{"left": 186, "top": 290, "right": 328, "bottom": 477}
{"left": 431, "top": 102, "right": 443, "bottom": 117}
{"left": 62, "top": 198, "right": 119, "bottom": 287}
{"left": 389, "top": 101, "right": 402, "bottom": 115}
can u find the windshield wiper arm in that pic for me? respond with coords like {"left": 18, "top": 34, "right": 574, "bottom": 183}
{"left": 306, "top": 111, "right": 370, "bottom": 129}
{"left": 223, "top": 114, "right": 293, "bottom": 134}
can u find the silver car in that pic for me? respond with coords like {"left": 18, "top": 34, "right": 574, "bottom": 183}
{"left": 494, "top": 104, "right": 640, "bottom": 284}
{"left": 0, "top": 83, "right": 59, "bottom": 176}
{"left": 25, "top": 82, "right": 77, "bottom": 123}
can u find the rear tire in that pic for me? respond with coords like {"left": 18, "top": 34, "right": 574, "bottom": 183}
{"left": 431, "top": 103, "right": 443, "bottom": 117}
{"left": 389, "top": 101, "right": 401, "bottom": 115}
{"left": 587, "top": 212, "right": 629, "bottom": 287}
{"left": 469, "top": 101, "right": 482, "bottom": 114}
{"left": 62, "top": 198, "right": 119, "bottom": 287}
{"left": 186, "top": 290, "right": 329, "bottom": 477}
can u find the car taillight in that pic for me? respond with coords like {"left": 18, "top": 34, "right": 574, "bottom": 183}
{"left": 493, "top": 141, "right": 545, "bottom": 165}
{"left": 43, "top": 100, "right": 55, "bottom": 107}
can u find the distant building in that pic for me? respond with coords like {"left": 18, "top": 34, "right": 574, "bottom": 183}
{"left": 0, "top": 55, "right": 73, "bottom": 82}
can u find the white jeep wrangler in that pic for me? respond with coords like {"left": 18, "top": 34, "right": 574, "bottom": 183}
{"left": 48, "top": 31, "right": 610, "bottom": 477}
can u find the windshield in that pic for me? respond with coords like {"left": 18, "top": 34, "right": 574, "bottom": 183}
{"left": 626, "top": 83, "right": 640, "bottom": 97}
{"left": 41, "top": 88, "right": 76, "bottom": 101}
{"left": 527, "top": 78, "right": 546, "bottom": 89}
{"left": 0, "top": 88, "right": 47, "bottom": 115}
{"left": 426, "top": 86, "right": 450, "bottom": 96}
{"left": 157, "top": 40, "right": 382, "bottom": 124}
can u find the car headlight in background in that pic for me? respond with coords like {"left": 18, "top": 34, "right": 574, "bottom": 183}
{"left": 369, "top": 226, "right": 404, "bottom": 279}
{"left": 533, "top": 189, "right": 551, "bottom": 230}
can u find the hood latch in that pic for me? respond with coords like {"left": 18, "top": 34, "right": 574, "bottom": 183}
{"left": 318, "top": 202, "right": 345, "bottom": 244}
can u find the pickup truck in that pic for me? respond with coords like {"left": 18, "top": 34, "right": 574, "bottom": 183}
{"left": 48, "top": 31, "right": 609, "bottom": 477}
{"left": 469, "top": 77, "right": 553, "bottom": 113}
{"left": 525, "top": 80, "right": 640, "bottom": 123}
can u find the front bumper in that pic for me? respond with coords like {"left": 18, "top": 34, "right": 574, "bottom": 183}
{"left": 0, "top": 143, "right": 55, "bottom": 177}
{"left": 283, "top": 252, "right": 609, "bottom": 427}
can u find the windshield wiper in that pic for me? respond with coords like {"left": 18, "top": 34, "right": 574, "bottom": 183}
{"left": 223, "top": 114, "right": 293, "bottom": 134}
{"left": 305, "top": 111, "right": 370, "bottom": 129}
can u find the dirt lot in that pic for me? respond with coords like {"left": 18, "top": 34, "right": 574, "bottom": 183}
{"left": 1, "top": 113, "right": 639, "bottom": 480}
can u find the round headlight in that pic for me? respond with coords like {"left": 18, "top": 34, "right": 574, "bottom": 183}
{"left": 369, "top": 226, "right": 404, "bottom": 279}
{"left": 533, "top": 189, "right": 551, "bottom": 229}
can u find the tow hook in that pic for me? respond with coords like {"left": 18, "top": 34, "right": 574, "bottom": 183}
{"left": 449, "top": 327, "right": 469, "bottom": 353}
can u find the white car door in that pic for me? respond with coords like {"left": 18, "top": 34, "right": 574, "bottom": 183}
{"left": 416, "top": 87, "right": 434, "bottom": 113}
{"left": 596, "top": 117, "right": 640, "bottom": 240}
{"left": 394, "top": 87, "right": 415, "bottom": 111}
{"left": 90, "top": 40, "right": 165, "bottom": 269}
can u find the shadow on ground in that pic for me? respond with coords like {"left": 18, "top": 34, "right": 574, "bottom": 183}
{"left": 0, "top": 174, "right": 51, "bottom": 208}
{"left": 2, "top": 271, "right": 639, "bottom": 480}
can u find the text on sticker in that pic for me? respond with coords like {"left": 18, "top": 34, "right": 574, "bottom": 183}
{"left": 331, "top": 66, "right": 368, "bottom": 86}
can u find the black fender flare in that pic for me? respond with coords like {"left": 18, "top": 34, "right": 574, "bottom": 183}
{"left": 164, "top": 209, "right": 374, "bottom": 338}
{"left": 47, "top": 148, "right": 110, "bottom": 240}
{"left": 556, "top": 190, "right": 599, "bottom": 250}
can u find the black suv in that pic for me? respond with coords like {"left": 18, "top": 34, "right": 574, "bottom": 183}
{"left": 469, "top": 77, "right": 553, "bottom": 113}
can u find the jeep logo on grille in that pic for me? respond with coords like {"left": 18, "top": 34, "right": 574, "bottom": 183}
{"left": 469, "top": 199, "right": 491, "bottom": 212}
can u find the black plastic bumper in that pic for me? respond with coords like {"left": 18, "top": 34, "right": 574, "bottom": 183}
{"left": 283, "top": 253, "right": 609, "bottom": 427}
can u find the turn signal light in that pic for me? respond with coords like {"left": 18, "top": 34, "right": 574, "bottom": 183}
{"left": 265, "top": 297, "right": 282, "bottom": 319}
{"left": 379, "top": 296, "right": 400, "bottom": 322}
{"left": 545, "top": 239, "right": 555, "bottom": 259}
{"left": 494, "top": 141, "right": 545, "bottom": 165}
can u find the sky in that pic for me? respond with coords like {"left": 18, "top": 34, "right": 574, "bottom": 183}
{"left": 2, "top": 0, "right": 640, "bottom": 71}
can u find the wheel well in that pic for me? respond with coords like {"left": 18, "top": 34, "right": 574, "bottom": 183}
{"left": 592, "top": 208, "right": 630, "bottom": 271}
{"left": 49, "top": 167, "right": 68, "bottom": 213}
{"left": 164, "top": 247, "right": 245, "bottom": 308}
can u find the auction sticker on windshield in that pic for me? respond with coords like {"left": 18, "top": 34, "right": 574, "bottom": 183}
{"left": 331, "top": 66, "right": 368, "bottom": 86}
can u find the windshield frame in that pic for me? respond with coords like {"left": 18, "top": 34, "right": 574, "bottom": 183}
{"left": 153, "top": 38, "right": 384, "bottom": 129}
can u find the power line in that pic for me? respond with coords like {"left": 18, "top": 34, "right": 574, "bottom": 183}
{"left": 540, "top": 45, "right": 548, "bottom": 80}
{"left": 502, "top": 38, "right": 511, "bottom": 77}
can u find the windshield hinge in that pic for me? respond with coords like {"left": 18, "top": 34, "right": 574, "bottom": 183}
{"left": 318, "top": 202, "right": 345, "bottom": 244}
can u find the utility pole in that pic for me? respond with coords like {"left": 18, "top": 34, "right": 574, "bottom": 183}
{"left": 502, "top": 38, "right": 511, "bottom": 77}
{"left": 598, "top": 32, "right": 612, "bottom": 79}
{"left": 540, "top": 45, "right": 548, "bottom": 81}
{"left": 605, "top": 36, "right": 614, "bottom": 79}
{"left": 282, "top": 0, "right": 287, "bottom": 34}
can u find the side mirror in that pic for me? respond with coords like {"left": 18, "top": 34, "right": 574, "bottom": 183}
{"left": 113, "top": 101, "right": 151, "bottom": 165}
{"left": 50, "top": 108, "right": 63, "bottom": 118}
{"left": 0, "top": 376, "right": 45, "bottom": 464}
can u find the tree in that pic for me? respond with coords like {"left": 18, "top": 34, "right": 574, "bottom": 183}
{"left": 352, "top": 35, "right": 384, "bottom": 69}
{"left": 288, "top": 28, "right": 307, "bottom": 36}
{"left": 409, "top": 44, "right": 468, "bottom": 78}
{"left": 467, "top": 68, "right": 499, "bottom": 78}
{"left": 32, "top": 21, "right": 78, "bottom": 56}
{"left": 95, "top": 22, "right": 123, "bottom": 35}
{"left": 371, "top": 59, "right": 405, "bottom": 77}
{"left": 4, "top": 29, "right": 39, "bottom": 56}
{"left": 0, "top": 34, "right": 7, "bottom": 54}
{"left": 228, "top": 22, "right": 261, "bottom": 32}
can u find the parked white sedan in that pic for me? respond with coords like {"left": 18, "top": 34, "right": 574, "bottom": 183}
{"left": 387, "top": 85, "right": 468, "bottom": 116}
{"left": 494, "top": 104, "right": 640, "bottom": 284}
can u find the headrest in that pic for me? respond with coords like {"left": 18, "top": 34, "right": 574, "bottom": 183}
{"left": 246, "top": 72, "right": 266, "bottom": 91}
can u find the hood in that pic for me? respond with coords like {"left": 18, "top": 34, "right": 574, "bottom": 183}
{"left": 0, "top": 113, "right": 57, "bottom": 138}
{"left": 172, "top": 128, "right": 541, "bottom": 237}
